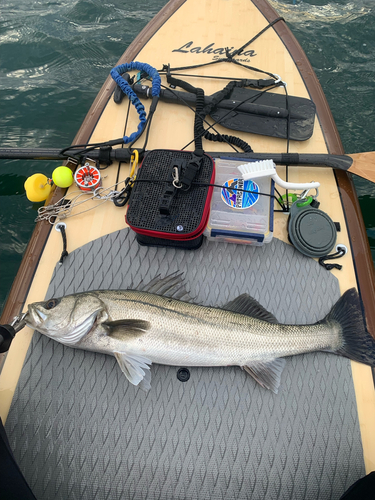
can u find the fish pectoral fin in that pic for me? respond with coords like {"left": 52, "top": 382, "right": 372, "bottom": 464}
{"left": 103, "top": 319, "right": 151, "bottom": 335}
{"left": 114, "top": 351, "right": 152, "bottom": 390}
{"left": 242, "top": 358, "right": 286, "bottom": 394}
{"left": 224, "top": 294, "right": 278, "bottom": 323}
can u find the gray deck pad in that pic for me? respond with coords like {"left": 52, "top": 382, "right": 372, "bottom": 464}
{"left": 6, "top": 229, "right": 365, "bottom": 499}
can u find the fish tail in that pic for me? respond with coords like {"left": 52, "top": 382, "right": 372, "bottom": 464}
{"left": 326, "top": 288, "right": 375, "bottom": 366}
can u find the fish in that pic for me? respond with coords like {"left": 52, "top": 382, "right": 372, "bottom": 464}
{"left": 24, "top": 274, "right": 375, "bottom": 393}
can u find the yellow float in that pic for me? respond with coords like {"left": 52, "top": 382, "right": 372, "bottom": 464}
{"left": 24, "top": 173, "right": 51, "bottom": 202}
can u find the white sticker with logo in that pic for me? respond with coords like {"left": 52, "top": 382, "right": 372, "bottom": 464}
{"left": 221, "top": 178, "right": 259, "bottom": 209}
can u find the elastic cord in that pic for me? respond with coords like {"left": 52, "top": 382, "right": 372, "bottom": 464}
{"left": 110, "top": 62, "right": 161, "bottom": 144}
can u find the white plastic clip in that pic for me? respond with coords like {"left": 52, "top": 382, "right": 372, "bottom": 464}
{"left": 273, "top": 74, "right": 287, "bottom": 87}
{"left": 55, "top": 222, "right": 67, "bottom": 232}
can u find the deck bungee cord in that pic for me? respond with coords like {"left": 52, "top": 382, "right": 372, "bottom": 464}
{"left": 102, "top": 54, "right": 294, "bottom": 214}
{"left": 155, "top": 16, "right": 286, "bottom": 77}
{"left": 35, "top": 172, "right": 285, "bottom": 225}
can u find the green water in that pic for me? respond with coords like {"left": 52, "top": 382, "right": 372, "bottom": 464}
{"left": 1, "top": 0, "right": 375, "bottom": 313}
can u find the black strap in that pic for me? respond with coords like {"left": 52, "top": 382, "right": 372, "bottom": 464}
{"left": 319, "top": 246, "right": 346, "bottom": 271}
{"left": 57, "top": 223, "right": 69, "bottom": 265}
{"left": 164, "top": 70, "right": 206, "bottom": 194}
{"left": 180, "top": 153, "right": 204, "bottom": 189}
{"left": 159, "top": 184, "right": 178, "bottom": 215}
{"left": 193, "top": 87, "right": 205, "bottom": 153}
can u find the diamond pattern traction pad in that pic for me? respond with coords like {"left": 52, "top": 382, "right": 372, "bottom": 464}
{"left": 6, "top": 229, "right": 365, "bottom": 500}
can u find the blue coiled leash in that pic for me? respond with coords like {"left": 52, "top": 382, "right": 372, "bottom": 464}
{"left": 110, "top": 61, "right": 161, "bottom": 144}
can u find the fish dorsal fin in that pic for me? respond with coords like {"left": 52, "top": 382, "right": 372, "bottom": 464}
{"left": 135, "top": 273, "right": 193, "bottom": 302}
{"left": 114, "top": 351, "right": 152, "bottom": 390}
{"left": 103, "top": 319, "right": 151, "bottom": 336}
{"left": 243, "top": 358, "right": 286, "bottom": 394}
{"left": 223, "top": 294, "right": 278, "bottom": 323}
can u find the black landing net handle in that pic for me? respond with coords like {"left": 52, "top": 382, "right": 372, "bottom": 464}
{"left": 0, "top": 314, "right": 27, "bottom": 353}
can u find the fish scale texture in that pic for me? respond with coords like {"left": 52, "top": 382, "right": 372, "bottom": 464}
{"left": 5, "top": 229, "right": 365, "bottom": 500}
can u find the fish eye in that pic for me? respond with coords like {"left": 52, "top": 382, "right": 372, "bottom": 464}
{"left": 45, "top": 298, "right": 59, "bottom": 310}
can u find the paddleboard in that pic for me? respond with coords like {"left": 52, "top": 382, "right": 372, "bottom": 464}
{"left": 1, "top": 0, "right": 374, "bottom": 498}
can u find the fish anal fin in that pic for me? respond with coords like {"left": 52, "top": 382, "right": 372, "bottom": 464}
{"left": 243, "top": 358, "right": 286, "bottom": 394}
{"left": 103, "top": 319, "right": 151, "bottom": 336}
{"left": 224, "top": 294, "right": 278, "bottom": 323}
{"left": 139, "top": 368, "right": 152, "bottom": 392}
{"left": 114, "top": 351, "right": 152, "bottom": 390}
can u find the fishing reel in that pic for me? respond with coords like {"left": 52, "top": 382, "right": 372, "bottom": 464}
{"left": 74, "top": 159, "right": 102, "bottom": 192}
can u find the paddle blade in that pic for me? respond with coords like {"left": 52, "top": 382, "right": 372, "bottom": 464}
{"left": 347, "top": 152, "right": 375, "bottom": 183}
{"left": 210, "top": 87, "right": 316, "bottom": 141}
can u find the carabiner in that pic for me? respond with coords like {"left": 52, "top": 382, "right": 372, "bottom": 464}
{"left": 113, "top": 177, "right": 134, "bottom": 207}
{"left": 130, "top": 150, "right": 139, "bottom": 178}
{"left": 299, "top": 186, "right": 319, "bottom": 201}
{"left": 172, "top": 166, "right": 182, "bottom": 189}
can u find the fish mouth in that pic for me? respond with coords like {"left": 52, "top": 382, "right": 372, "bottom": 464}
{"left": 26, "top": 304, "right": 46, "bottom": 328}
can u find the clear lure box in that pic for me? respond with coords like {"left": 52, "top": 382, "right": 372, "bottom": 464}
{"left": 204, "top": 158, "right": 274, "bottom": 246}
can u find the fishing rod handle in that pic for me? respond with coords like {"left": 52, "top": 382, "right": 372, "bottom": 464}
{"left": 133, "top": 83, "right": 197, "bottom": 107}
{"left": 0, "top": 324, "right": 16, "bottom": 353}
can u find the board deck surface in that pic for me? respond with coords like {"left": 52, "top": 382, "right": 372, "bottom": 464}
{"left": 1, "top": 0, "right": 374, "bottom": 494}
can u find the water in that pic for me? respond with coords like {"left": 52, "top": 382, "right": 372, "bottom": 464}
{"left": 1, "top": 0, "right": 375, "bottom": 313}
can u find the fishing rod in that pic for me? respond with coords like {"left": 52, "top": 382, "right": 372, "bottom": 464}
{"left": 0, "top": 314, "right": 27, "bottom": 353}
{"left": 0, "top": 147, "right": 374, "bottom": 183}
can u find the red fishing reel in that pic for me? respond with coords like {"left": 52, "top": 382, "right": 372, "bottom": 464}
{"left": 74, "top": 161, "right": 101, "bottom": 192}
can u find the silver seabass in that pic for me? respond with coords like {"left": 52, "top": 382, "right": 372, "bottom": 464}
{"left": 25, "top": 275, "right": 374, "bottom": 393}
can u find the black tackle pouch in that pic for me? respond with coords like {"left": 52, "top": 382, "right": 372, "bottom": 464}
{"left": 126, "top": 149, "right": 215, "bottom": 249}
